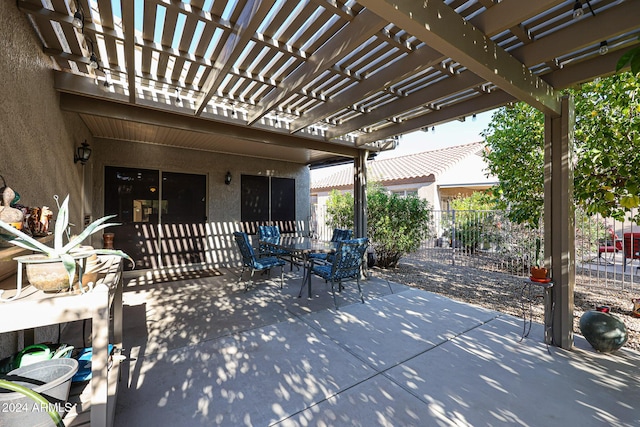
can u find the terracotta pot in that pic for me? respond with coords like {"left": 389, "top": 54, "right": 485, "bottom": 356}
{"left": 80, "top": 253, "right": 110, "bottom": 288}
{"left": 21, "top": 255, "right": 79, "bottom": 292}
{"left": 530, "top": 266, "right": 548, "bottom": 279}
{"left": 103, "top": 232, "right": 114, "bottom": 249}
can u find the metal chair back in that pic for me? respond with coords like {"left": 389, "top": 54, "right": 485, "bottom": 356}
{"left": 330, "top": 237, "right": 368, "bottom": 280}
{"left": 309, "top": 237, "right": 368, "bottom": 309}
{"left": 233, "top": 231, "right": 258, "bottom": 268}
{"left": 330, "top": 228, "right": 353, "bottom": 242}
{"left": 233, "top": 231, "right": 285, "bottom": 291}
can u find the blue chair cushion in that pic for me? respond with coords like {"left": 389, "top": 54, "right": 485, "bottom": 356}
{"left": 311, "top": 264, "right": 333, "bottom": 280}
{"left": 311, "top": 261, "right": 359, "bottom": 281}
{"left": 253, "top": 256, "right": 286, "bottom": 270}
{"left": 258, "top": 225, "right": 292, "bottom": 257}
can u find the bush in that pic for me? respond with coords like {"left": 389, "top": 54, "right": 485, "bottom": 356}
{"left": 325, "top": 184, "right": 433, "bottom": 268}
{"left": 326, "top": 190, "right": 354, "bottom": 230}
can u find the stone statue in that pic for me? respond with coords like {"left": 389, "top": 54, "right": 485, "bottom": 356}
{"left": 0, "top": 187, "right": 25, "bottom": 224}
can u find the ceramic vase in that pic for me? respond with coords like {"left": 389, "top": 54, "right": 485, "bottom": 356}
{"left": 579, "top": 309, "right": 628, "bottom": 353}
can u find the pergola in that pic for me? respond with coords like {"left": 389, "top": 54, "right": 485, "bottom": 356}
{"left": 17, "top": 0, "right": 640, "bottom": 349}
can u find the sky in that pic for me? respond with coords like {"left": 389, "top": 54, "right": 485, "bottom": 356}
{"left": 311, "top": 109, "right": 496, "bottom": 180}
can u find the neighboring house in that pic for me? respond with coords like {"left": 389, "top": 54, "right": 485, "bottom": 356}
{"left": 310, "top": 142, "right": 497, "bottom": 237}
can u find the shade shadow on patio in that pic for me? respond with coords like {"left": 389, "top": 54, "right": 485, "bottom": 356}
{"left": 108, "top": 269, "right": 640, "bottom": 426}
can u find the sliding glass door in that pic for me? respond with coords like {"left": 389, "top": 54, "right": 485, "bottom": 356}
{"left": 105, "top": 167, "right": 206, "bottom": 269}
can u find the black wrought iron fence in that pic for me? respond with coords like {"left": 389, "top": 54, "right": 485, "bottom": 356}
{"left": 312, "top": 203, "right": 640, "bottom": 291}
{"left": 413, "top": 210, "right": 541, "bottom": 276}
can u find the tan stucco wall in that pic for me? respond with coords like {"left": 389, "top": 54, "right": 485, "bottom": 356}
{"left": 0, "top": 2, "right": 310, "bottom": 358}
{"left": 90, "top": 139, "right": 310, "bottom": 268}
{"left": 438, "top": 154, "right": 496, "bottom": 186}
{"left": 0, "top": 2, "right": 94, "bottom": 358}
{"left": 0, "top": 3, "right": 90, "bottom": 218}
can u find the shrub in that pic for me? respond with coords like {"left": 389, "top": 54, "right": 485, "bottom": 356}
{"left": 325, "top": 184, "right": 433, "bottom": 268}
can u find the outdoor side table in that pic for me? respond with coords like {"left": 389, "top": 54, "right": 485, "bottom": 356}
{"left": 520, "top": 278, "right": 554, "bottom": 344}
{"left": 0, "top": 256, "right": 124, "bottom": 427}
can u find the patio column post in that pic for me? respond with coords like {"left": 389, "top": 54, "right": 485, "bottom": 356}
{"left": 354, "top": 150, "right": 368, "bottom": 239}
{"left": 544, "top": 95, "right": 575, "bottom": 349}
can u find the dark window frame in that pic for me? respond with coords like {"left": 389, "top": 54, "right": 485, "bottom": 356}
{"left": 241, "top": 174, "right": 296, "bottom": 234}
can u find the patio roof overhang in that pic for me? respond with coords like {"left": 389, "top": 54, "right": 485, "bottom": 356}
{"left": 17, "top": 0, "right": 640, "bottom": 166}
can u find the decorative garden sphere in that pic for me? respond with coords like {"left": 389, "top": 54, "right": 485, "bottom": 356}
{"left": 579, "top": 310, "right": 628, "bottom": 353}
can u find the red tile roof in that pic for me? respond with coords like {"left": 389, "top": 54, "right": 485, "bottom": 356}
{"left": 311, "top": 142, "right": 486, "bottom": 190}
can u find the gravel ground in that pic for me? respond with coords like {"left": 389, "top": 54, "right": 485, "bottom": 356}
{"left": 372, "top": 258, "right": 640, "bottom": 352}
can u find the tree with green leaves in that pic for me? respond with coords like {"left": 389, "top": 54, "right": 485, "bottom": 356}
{"left": 325, "top": 190, "right": 354, "bottom": 230}
{"left": 616, "top": 36, "right": 640, "bottom": 75}
{"left": 481, "top": 103, "right": 545, "bottom": 227}
{"left": 481, "top": 72, "right": 640, "bottom": 225}
{"left": 449, "top": 191, "right": 496, "bottom": 211}
{"left": 325, "top": 184, "right": 432, "bottom": 268}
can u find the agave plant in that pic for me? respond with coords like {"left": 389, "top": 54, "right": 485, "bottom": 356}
{"left": 0, "top": 195, "right": 133, "bottom": 289}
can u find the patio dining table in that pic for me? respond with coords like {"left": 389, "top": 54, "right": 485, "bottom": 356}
{"left": 259, "top": 236, "right": 339, "bottom": 298}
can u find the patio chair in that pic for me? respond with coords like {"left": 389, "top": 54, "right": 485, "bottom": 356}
{"left": 257, "top": 225, "right": 296, "bottom": 269}
{"left": 623, "top": 233, "right": 640, "bottom": 272}
{"left": 308, "top": 228, "right": 353, "bottom": 263}
{"left": 597, "top": 227, "right": 622, "bottom": 264}
{"left": 308, "top": 237, "right": 368, "bottom": 309}
{"left": 233, "top": 231, "right": 286, "bottom": 292}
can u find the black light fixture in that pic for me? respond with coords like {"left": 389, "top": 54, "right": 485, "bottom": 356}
{"left": 99, "top": 78, "right": 111, "bottom": 91}
{"left": 174, "top": 88, "right": 182, "bottom": 106}
{"left": 573, "top": 0, "right": 584, "bottom": 18}
{"left": 72, "top": 0, "right": 84, "bottom": 30}
{"left": 86, "top": 37, "right": 99, "bottom": 70}
{"left": 599, "top": 40, "right": 609, "bottom": 55}
{"left": 74, "top": 141, "right": 92, "bottom": 165}
{"left": 89, "top": 52, "right": 99, "bottom": 69}
{"left": 225, "top": 171, "right": 232, "bottom": 185}
{"left": 72, "top": 10, "right": 84, "bottom": 29}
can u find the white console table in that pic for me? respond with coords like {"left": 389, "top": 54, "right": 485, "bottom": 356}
{"left": 0, "top": 256, "right": 123, "bottom": 427}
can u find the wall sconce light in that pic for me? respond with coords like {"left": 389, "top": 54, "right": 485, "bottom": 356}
{"left": 225, "top": 171, "right": 232, "bottom": 185}
{"left": 74, "top": 141, "right": 92, "bottom": 165}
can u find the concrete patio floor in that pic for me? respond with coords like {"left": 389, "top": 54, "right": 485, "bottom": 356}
{"left": 113, "top": 266, "right": 640, "bottom": 426}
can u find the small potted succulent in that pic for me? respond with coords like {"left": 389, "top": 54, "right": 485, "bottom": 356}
{"left": 530, "top": 237, "right": 548, "bottom": 280}
{"left": 0, "top": 195, "right": 133, "bottom": 292}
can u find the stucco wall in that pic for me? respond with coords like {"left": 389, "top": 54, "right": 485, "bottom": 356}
{"left": 438, "top": 154, "right": 495, "bottom": 186}
{"left": 0, "top": 2, "right": 311, "bottom": 359}
{"left": 0, "top": 2, "right": 94, "bottom": 358}
{"left": 90, "top": 138, "right": 310, "bottom": 268}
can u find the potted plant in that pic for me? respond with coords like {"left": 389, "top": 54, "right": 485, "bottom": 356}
{"left": 0, "top": 195, "right": 133, "bottom": 292}
{"left": 530, "top": 237, "right": 548, "bottom": 280}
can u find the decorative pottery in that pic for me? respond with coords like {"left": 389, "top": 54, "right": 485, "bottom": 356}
{"left": 103, "top": 232, "right": 114, "bottom": 249}
{"left": 530, "top": 266, "right": 548, "bottom": 280}
{"left": 579, "top": 309, "right": 628, "bottom": 353}
{"left": 22, "top": 255, "right": 80, "bottom": 292}
{"left": 80, "top": 253, "right": 109, "bottom": 288}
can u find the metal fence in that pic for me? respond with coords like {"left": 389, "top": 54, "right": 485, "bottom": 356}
{"left": 312, "top": 204, "right": 640, "bottom": 291}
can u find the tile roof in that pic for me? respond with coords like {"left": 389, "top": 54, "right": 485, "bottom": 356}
{"left": 311, "top": 142, "right": 486, "bottom": 190}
